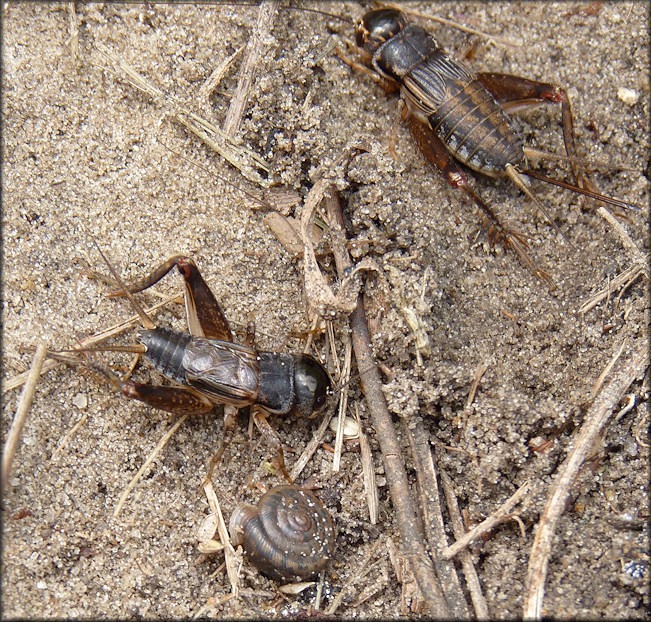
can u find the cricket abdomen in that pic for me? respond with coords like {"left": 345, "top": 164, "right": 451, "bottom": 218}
{"left": 427, "top": 78, "right": 525, "bottom": 177}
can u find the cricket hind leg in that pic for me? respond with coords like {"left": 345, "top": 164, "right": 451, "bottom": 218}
{"left": 108, "top": 255, "right": 234, "bottom": 341}
{"left": 476, "top": 72, "right": 596, "bottom": 192}
{"left": 85, "top": 359, "right": 215, "bottom": 415}
{"left": 106, "top": 255, "right": 239, "bottom": 478}
{"left": 91, "top": 358, "right": 224, "bottom": 485}
{"left": 408, "top": 117, "right": 551, "bottom": 283}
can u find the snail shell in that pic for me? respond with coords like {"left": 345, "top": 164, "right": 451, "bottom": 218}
{"left": 229, "top": 485, "right": 335, "bottom": 581}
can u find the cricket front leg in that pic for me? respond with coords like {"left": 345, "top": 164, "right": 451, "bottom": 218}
{"left": 335, "top": 47, "right": 399, "bottom": 94}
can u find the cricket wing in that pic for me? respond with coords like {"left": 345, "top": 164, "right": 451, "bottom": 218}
{"left": 182, "top": 338, "right": 259, "bottom": 405}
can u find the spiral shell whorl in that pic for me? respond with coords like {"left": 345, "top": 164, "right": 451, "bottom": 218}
{"left": 229, "top": 485, "right": 335, "bottom": 581}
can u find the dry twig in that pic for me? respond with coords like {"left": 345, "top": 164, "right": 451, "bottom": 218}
{"left": 591, "top": 339, "right": 627, "bottom": 398}
{"left": 522, "top": 340, "right": 648, "bottom": 619}
{"left": 114, "top": 414, "right": 189, "bottom": 517}
{"left": 222, "top": 0, "right": 278, "bottom": 136}
{"left": 466, "top": 362, "right": 489, "bottom": 408}
{"left": 4, "top": 296, "right": 180, "bottom": 394}
{"left": 403, "top": 416, "right": 470, "bottom": 617}
{"left": 65, "top": 2, "right": 79, "bottom": 64}
{"left": 323, "top": 190, "right": 450, "bottom": 616}
{"left": 203, "top": 479, "right": 241, "bottom": 600}
{"left": 50, "top": 396, "right": 112, "bottom": 461}
{"left": 596, "top": 206, "right": 646, "bottom": 265}
{"left": 95, "top": 44, "right": 269, "bottom": 186}
{"left": 2, "top": 344, "right": 48, "bottom": 491}
{"left": 326, "top": 538, "right": 384, "bottom": 615}
{"left": 356, "top": 405, "right": 379, "bottom": 525}
{"left": 332, "top": 333, "right": 353, "bottom": 472}
{"left": 440, "top": 471, "right": 489, "bottom": 618}
{"left": 289, "top": 408, "right": 334, "bottom": 482}
{"left": 440, "top": 479, "right": 532, "bottom": 560}
{"left": 579, "top": 262, "right": 647, "bottom": 314}
{"left": 199, "top": 44, "right": 244, "bottom": 102}
{"left": 580, "top": 206, "right": 648, "bottom": 314}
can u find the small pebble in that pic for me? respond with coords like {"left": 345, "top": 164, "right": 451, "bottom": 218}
{"left": 72, "top": 394, "right": 88, "bottom": 409}
{"left": 617, "top": 87, "right": 639, "bottom": 106}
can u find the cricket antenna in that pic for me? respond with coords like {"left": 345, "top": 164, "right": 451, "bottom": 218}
{"left": 223, "top": 2, "right": 354, "bottom": 26}
{"left": 91, "top": 239, "right": 157, "bottom": 330}
{"left": 284, "top": 4, "right": 354, "bottom": 25}
{"left": 328, "top": 363, "right": 382, "bottom": 399}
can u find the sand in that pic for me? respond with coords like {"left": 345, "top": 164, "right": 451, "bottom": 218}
{"left": 2, "top": 2, "right": 648, "bottom": 618}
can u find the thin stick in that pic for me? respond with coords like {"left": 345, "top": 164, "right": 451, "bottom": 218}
{"left": 634, "top": 412, "right": 648, "bottom": 448}
{"left": 314, "top": 571, "right": 325, "bottom": 610}
{"left": 591, "top": 340, "right": 627, "bottom": 398}
{"left": 332, "top": 333, "right": 352, "bottom": 473}
{"left": 50, "top": 396, "right": 112, "bottom": 461}
{"left": 325, "top": 537, "right": 384, "bottom": 615}
{"left": 466, "top": 361, "right": 488, "bottom": 408}
{"left": 66, "top": 2, "right": 79, "bottom": 64}
{"left": 5, "top": 360, "right": 61, "bottom": 394}
{"left": 577, "top": 205, "right": 648, "bottom": 315}
{"left": 325, "top": 320, "right": 341, "bottom": 380}
{"left": 199, "top": 44, "right": 245, "bottom": 102}
{"left": 2, "top": 344, "right": 48, "bottom": 491}
{"left": 596, "top": 206, "right": 647, "bottom": 265}
{"left": 113, "top": 413, "right": 189, "bottom": 517}
{"left": 203, "top": 479, "right": 240, "bottom": 599}
{"left": 356, "top": 405, "right": 379, "bottom": 525}
{"left": 440, "top": 480, "right": 532, "bottom": 560}
{"left": 579, "top": 263, "right": 645, "bottom": 314}
{"left": 290, "top": 408, "right": 334, "bottom": 482}
{"left": 403, "top": 416, "right": 470, "bottom": 617}
{"left": 51, "top": 413, "right": 88, "bottom": 462}
{"left": 522, "top": 340, "right": 648, "bottom": 619}
{"left": 324, "top": 191, "right": 450, "bottom": 616}
{"left": 95, "top": 44, "right": 269, "bottom": 186}
{"left": 440, "top": 471, "right": 490, "bottom": 619}
{"left": 222, "top": 0, "right": 278, "bottom": 136}
{"left": 192, "top": 592, "right": 234, "bottom": 620}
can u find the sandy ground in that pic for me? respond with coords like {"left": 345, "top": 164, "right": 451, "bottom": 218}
{"left": 2, "top": 2, "right": 649, "bottom": 619}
